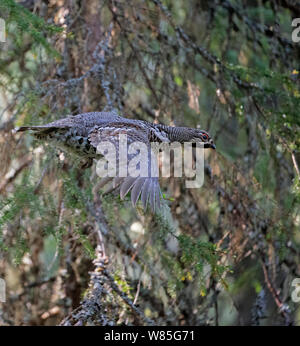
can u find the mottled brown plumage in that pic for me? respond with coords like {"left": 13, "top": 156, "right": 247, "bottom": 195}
{"left": 15, "top": 111, "right": 215, "bottom": 211}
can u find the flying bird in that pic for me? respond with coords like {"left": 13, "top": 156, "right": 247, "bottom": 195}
{"left": 15, "top": 112, "right": 215, "bottom": 212}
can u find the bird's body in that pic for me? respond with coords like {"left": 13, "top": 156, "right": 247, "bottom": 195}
{"left": 19, "top": 112, "right": 124, "bottom": 159}
{"left": 16, "top": 111, "right": 215, "bottom": 211}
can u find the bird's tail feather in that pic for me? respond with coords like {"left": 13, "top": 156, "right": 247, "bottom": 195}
{"left": 14, "top": 126, "right": 59, "bottom": 134}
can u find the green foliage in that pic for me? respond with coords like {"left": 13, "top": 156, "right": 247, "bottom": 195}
{"left": 254, "top": 152, "right": 276, "bottom": 192}
{"left": 0, "top": 0, "right": 62, "bottom": 57}
{"left": 291, "top": 177, "right": 300, "bottom": 205}
{"left": 178, "top": 234, "right": 230, "bottom": 293}
{"left": 12, "top": 229, "right": 29, "bottom": 266}
{"left": 0, "top": 172, "right": 39, "bottom": 228}
{"left": 0, "top": 171, "right": 43, "bottom": 257}
{"left": 151, "top": 205, "right": 230, "bottom": 295}
{"left": 230, "top": 265, "right": 261, "bottom": 295}
{"left": 73, "top": 227, "right": 95, "bottom": 259}
{"left": 62, "top": 170, "right": 92, "bottom": 210}
{"left": 114, "top": 272, "right": 133, "bottom": 298}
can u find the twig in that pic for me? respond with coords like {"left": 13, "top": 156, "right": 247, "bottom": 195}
{"left": 133, "top": 278, "right": 142, "bottom": 306}
{"left": 0, "top": 157, "right": 32, "bottom": 193}
{"left": 261, "top": 260, "right": 292, "bottom": 325}
{"left": 103, "top": 271, "right": 156, "bottom": 326}
{"left": 291, "top": 151, "right": 300, "bottom": 177}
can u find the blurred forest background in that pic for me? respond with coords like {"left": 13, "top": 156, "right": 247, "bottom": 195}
{"left": 0, "top": 0, "right": 299, "bottom": 326}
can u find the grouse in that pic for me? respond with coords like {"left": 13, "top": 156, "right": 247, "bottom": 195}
{"left": 15, "top": 111, "right": 215, "bottom": 212}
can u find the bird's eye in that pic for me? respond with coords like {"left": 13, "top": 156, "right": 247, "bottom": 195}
{"left": 202, "top": 134, "right": 208, "bottom": 140}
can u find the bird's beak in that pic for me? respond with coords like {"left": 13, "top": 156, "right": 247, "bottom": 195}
{"left": 203, "top": 140, "right": 216, "bottom": 149}
{"left": 209, "top": 140, "right": 216, "bottom": 150}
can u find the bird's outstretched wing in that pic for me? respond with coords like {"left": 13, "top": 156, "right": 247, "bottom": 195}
{"left": 88, "top": 123, "right": 162, "bottom": 212}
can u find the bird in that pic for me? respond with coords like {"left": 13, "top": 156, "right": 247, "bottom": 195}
{"left": 15, "top": 111, "right": 215, "bottom": 212}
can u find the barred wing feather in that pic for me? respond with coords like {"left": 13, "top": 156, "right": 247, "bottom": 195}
{"left": 88, "top": 124, "right": 161, "bottom": 212}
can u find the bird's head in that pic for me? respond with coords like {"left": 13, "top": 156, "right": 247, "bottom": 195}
{"left": 176, "top": 127, "right": 216, "bottom": 149}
